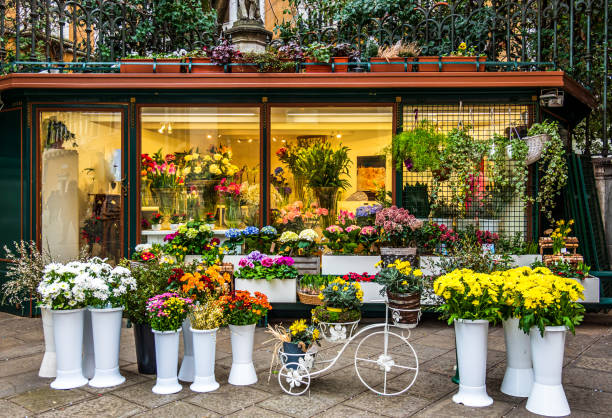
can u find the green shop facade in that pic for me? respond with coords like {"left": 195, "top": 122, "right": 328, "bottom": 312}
{"left": 0, "top": 71, "right": 609, "bottom": 315}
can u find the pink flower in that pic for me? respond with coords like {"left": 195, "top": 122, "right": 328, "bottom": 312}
{"left": 325, "top": 225, "right": 343, "bottom": 233}
{"left": 346, "top": 225, "right": 361, "bottom": 233}
{"left": 261, "top": 257, "right": 274, "bottom": 267}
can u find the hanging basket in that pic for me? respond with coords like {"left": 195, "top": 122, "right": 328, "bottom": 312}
{"left": 523, "top": 134, "right": 550, "bottom": 165}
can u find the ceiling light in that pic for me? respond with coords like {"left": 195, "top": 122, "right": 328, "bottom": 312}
{"left": 158, "top": 124, "right": 165, "bottom": 134}
{"left": 207, "top": 134, "right": 212, "bottom": 139}
{"left": 167, "top": 123, "right": 173, "bottom": 134}
{"left": 248, "top": 139, "right": 253, "bottom": 143}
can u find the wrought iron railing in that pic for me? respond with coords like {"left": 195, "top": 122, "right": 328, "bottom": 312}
{"left": 0, "top": 0, "right": 609, "bottom": 155}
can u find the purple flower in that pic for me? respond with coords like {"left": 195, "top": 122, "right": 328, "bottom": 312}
{"left": 247, "top": 251, "right": 265, "bottom": 262}
{"left": 404, "top": 158, "right": 413, "bottom": 171}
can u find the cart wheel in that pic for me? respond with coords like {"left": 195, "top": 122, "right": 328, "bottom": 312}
{"left": 278, "top": 362, "right": 311, "bottom": 396}
{"left": 354, "top": 330, "right": 418, "bottom": 396}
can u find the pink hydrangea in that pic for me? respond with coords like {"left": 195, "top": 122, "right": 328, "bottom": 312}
{"left": 345, "top": 225, "right": 361, "bottom": 233}
{"left": 360, "top": 226, "right": 377, "bottom": 236}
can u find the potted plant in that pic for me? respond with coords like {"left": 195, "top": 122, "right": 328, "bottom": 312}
{"left": 267, "top": 319, "right": 320, "bottom": 370}
{"left": 277, "top": 229, "right": 321, "bottom": 274}
{"left": 375, "top": 259, "right": 424, "bottom": 328}
{"left": 375, "top": 206, "right": 423, "bottom": 264}
{"left": 189, "top": 301, "right": 224, "bottom": 392}
{"left": 297, "top": 274, "right": 329, "bottom": 305}
{"left": 234, "top": 251, "right": 299, "bottom": 303}
{"left": 146, "top": 292, "right": 194, "bottom": 394}
{"left": 355, "top": 204, "right": 382, "bottom": 226}
{"left": 321, "top": 224, "right": 382, "bottom": 276}
{"left": 417, "top": 54, "right": 441, "bottom": 72}
{"left": 312, "top": 276, "right": 363, "bottom": 341}
{"left": 2, "top": 241, "right": 54, "bottom": 377}
{"left": 514, "top": 267, "right": 585, "bottom": 416}
{"left": 234, "top": 50, "right": 296, "bottom": 73}
{"left": 330, "top": 43, "right": 354, "bottom": 72}
{"left": 533, "top": 259, "right": 599, "bottom": 303}
{"left": 211, "top": 39, "right": 240, "bottom": 72}
{"left": 441, "top": 42, "right": 486, "bottom": 72}
{"left": 243, "top": 225, "right": 278, "bottom": 254}
{"left": 370, "top": 41, "right": 416, "bottom": 72}
{"left": 433, "top": 269, "right": 501, "bottom": 407}
{"left": 187, "top": 47, "right": 224, "bottom": 73}
{"left": 218, "top": 290, "right": 271, "bottom": 385}
{"left": 38, "top": 261, "right": 91, "bottom": 389}
{"left": 84, "top": 259, "right": 136, "bottom": 388}
{"left": 303, "top": 42, "right": 333, "bottom": 73}
{"left": 150, "top": 213, "right": 162, "bottom": 230}
{"left": 295, "top": 142, "right": 352, "bottom": 227}
{"left": 341, "top": 272, "right": 381, "bottom": 303}
{"left": 277, "top": 41, "right": 304, "bottom": 68}
{"left": 163, "top": 220, "right": 214, "bottom": 263}
{"left": 386, "top": 120, "right": 446, "bottom": 173}
{"left": 169, "top": 213, "right": 181, "bottom": 230}
{"left": 120, "top": 52, "right": 154, "bottom": 73}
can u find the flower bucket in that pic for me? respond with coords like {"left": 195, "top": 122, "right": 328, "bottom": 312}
{"left": 369, "top": 57, "right": 409, "bottom": 72}
{"left": 190, "top": 327, "right": 220, "bottom": 392}
{"left": 228, "top": 324, "right": 257, "bottom": 386}
{"left": 526, "top": 326, "right": 570, "bottom": 416}
{"left": 39, "top": 307, "right": 56, "bottom": 378}
{"left": 501, "top": 317, "right": 533, "bottom": 397}
{"left": 332, "top": 56, "right": 349, "bottom": 72}
{"left": 178, "top": 317, "right": 195, "bottom": 382}
{"left": 51, "top": 308, "right": 88, "bottom": 389}
{"left": 387, "top": 291, "right": 420, "bottom": 328}
{"left": 133, "top": 322, "right": 156, "bottom": 374}
{"left": 151, "top": 224, "right": 161, "bottom": 231}
{"left": 89, "top": 307, "right": 126, "bottom": 388}
{"left": 187, "top": 179, "right": 218, "bottom": 220}
{"left": 452, "top": 319, "right": 493, "bottom": 407}
{"left": 281, "top": 342, "right": 317, "bottom": 370}
{"left": 82, "top": 308, "right": 95, "bottom": 380}
{"left": 152, "top": 329, "right": 182, "bottom": 394}
{"left": 189, "top": 57, "right": 224, "bottom": 73}
{"left": 224, "top": 198, "right": 243, "bottom": 228}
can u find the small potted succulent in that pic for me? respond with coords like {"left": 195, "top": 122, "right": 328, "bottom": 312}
{"left": 441, "top": 42, "right": 486, "bottom": 72}
{"left": 375, "top": 259, "right": 424, "bottom": 328}
{"left": 304, "top": 42, "right": 333, "bottom": 73}
{"left": 150, "top": 213, "right": 162, "bottom": 231}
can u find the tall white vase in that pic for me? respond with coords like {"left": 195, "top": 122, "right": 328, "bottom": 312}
{"left": 88, "top": 307, "right": 126, "bottom": 388}
{"left": 190, "top": 327, "right": 220, "bottom": 392}
{"left": 51, "top": 308, "right": 88, "bottom": 389}
{"left": 228, "top": 324, "right": 257, "bottom": 386}
{"left": 501, "top": 317, "right": 534, "bottom": 397}
{"left": 152, "top": 329, "right": 182, "bottom": 394}
{"left": 526, "top": 326, "right": 570, "bottom": 417}
{"left": 178, "top": 318, "right": 194, "bottom": 382}
{"left": 453, "top": 319, "right": 493, "bottom": 407}
{"left": 39, "top": 307, "right": 56, "bottom": 378}
{"left": 82, "top": 309, "right": 95, "bottom": 379}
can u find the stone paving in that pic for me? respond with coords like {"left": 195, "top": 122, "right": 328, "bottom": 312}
{"left": 0, "top": 311, "right": 610, "bottom": 417}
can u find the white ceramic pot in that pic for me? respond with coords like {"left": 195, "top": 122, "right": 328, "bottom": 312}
{"left": 571, "top": 276, "right": 600, "bottom": 303}
{"left": 82, "top": 309, "right": 95, "bottom": 379}
{"left": 228, "top": 324, "right": 257, "bottom": 386}
{"left": 510, "top": 254, "right": 542, "bottom": 267}
{"left": 526, "top": 326, "right": 570, "bottom": 416}
{"left": 152, "top": 329, "right": 182, "bottom": 394}
{"left": 88, "top": 307, "right": 125, "bottom": 388}
{"left": 178, "top": 318, "right": 195, "bottom": 382}
{"left": 501, "top": 317, "right": 533, "bottom": 397}
{"left": 152, "top": 224, "right": 161, "bottom": 231}
{"left": 190, "top": 327, "right": 220, "bottom": 392}
{"left": 170, "top": 223, "right": 178, "bottom": 231}
{"left": 39, "top": 307, "right": 56, "bottom": 378}
{"left": 452, "top": 319, "right": 493, "bottom": 407}
{"left": 51, "top": 308, "right": 88, "bottom": 389}
{"left": 321, "top": 255, "right": 381, "bottom": 276}
{"left": 234, "top": 278, "right": 297, "bottom": 303}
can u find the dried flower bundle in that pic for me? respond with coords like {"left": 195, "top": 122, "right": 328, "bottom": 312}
{"left": 190, "top": 301, "right": 224, "bottom": 330}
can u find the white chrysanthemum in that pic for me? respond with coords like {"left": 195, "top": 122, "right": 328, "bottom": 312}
{"left": 298, "top": 229, "right": 318, "bottom": 242}
{"left": 135, "top": 243, "right": 152, "bottom": 252}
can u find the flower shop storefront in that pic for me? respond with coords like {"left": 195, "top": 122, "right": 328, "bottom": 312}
{"left": 0, "top": 70, "right": 603, "bottom": 314}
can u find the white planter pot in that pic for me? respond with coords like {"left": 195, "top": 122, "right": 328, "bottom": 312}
{"left": 228, "top": 324, "right": 257, "bottom": 386}
{"left": 453, "top": 319, "right": 493, "bottom": 407}
{"left": 39, "top": 307, "right": 56, "bottom": 378}
{"left": 82, "top": 309, "right": 95, "bottom": 379}
{"left": 178, "top": 318, "right": 195, "bottom": 382}
{"left": 152, "top": 329, "right": 182, "bottom": 394}
{"left": 321, "top": 255, "right": 381, "bottom": 276}
{"left": 152, "top": 224, "right": 161, "bottom": 231}
{"left": 571, "top": 276, "right": 600, "bottom": 303}
{"left": 501, "top": 317, "right": 533, "bottom": 397}
{"left": 234, "top": 278, "right": 297, "bottom": 303}
{"left": 359, "top": 282, "right": 385, "bottom": 303}
{"left": 190, "top": 327, "right": 220, "bottom": 392}
{"left": 88, "top": 307, "right": 125, "bottom": 388}
{"left": 526, "top": 326, "right": 570, "bottom": 416}
{"left": 510, "top": 254, "right": 542, "bottom": 267}
{"left": 184, "top": 255, "right": 202, "bottom": 264}
{"left": 51, "top": 308, "right": 88, "bottom": 389}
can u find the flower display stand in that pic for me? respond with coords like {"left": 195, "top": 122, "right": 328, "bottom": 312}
{"left": 82, "top": 309, "right": 95, "bottom": 380}
{"left": 152, "top": 329, "right": 182, "bottom": 394}
{"left": 501, "top": 318, "right": 533, "bottom": 397}
{"left": 234, "top": 278, "right": 297, "bottom": 303}
{"left": 228, "top": 324, "right": 257, "bottom": 386}
{"left": 190, "top": 327, "right": 220, "bottom": 392}
{"left": 51, "top": 308, "right": 89, "bottom": 390}
{"left": 321, "top": 255, "right": 381, "bottom": 276}
{"left": 178, "top": 318, "right": 195, "bottom": 382}
{"left": 39, "top": 307, "right": 56, "bottom": 378}
{"left": 88, "top": 307, "right": 126, "bottom": 388}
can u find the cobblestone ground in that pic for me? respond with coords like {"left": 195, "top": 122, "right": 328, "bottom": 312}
{"left": 0, "top": 311, "right": 610, "bottom": 417}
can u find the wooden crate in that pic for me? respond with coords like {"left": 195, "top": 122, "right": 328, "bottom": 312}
{"left": 292, "top": 256, "right": 321, "bottom": 275}
{"left": 539, "top": 237, "right": 579, "bottom": 255}
{"left": 543, "top": 254, "right": 584, "bottom": 266}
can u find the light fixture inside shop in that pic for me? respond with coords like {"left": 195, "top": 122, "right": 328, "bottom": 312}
{"left": 158, "top": 124, "right": 165, "bottom": 134}
{"left": 167, "top": 123, "right": 173, "bottom": 134}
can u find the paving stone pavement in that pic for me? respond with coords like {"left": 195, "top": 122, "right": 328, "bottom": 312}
{"left": 0, "top": 311, "right": 610, "bottom": 417}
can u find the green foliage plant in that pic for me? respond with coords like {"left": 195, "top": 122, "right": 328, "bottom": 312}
{"left": 304, "top": 42, "right": 332, "bottom": 63}
{"left": 296, "top": 142, "right": 352, "bottom": 190}
{"left": 386, "top": 120, "right": 446, "bottom": 172}
{"left": 488, "top": 133, "right": 530, "bottom": 213}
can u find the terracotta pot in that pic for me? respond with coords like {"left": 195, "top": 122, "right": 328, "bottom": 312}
{"left": 155, "top": 58, "right": 182, "bottom": 73}
{"left": 332, "top": 56, "right": 349, "bottom": 72}
{"left": 441, "top": 56, "right": 486, "bottom": 72}
{"left": 189, "top": 57, "right": 224, "bottom": 73}
{"left": 387, "top": 291, "right": 420, "bottom": 328}
{"left": 417, "top": 56, "right": 441, "bottom": 72}
{"left": 231, "top": 62, "right": 259, "bottom": 73}
{"left": 304, "top": 58, "right": 332, "bottom": 73}
{"left": 120, "top": 59, "right": 154, "bottom": 73}
{"left": 369, "top": 57, "right": 409, "bottom": 72}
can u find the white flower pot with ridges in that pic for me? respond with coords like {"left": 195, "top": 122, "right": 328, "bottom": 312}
{"left": 178, "top": 318, "right": 194, "bottom": 382}
{"left": 321, "top": 255, "right": 381, "bottom": 276}
{"left": 82, "top": 309, "right": 95, "bottom": 379}
{"left": 39, "top": 307, "right": 56, "bottom": 378}
{"left": 501, "top": 317, "right": 533, "bottom": 397}
{"left": 152, "top": 329, "right": 182, "bottom": 394}
{"left": 234, "top": 278, "right": 297, "bottom": 303}
{"left": 228, "top": 324, "right": 257, "bottom": 386}
{"left": 88, "top": 307, "right": 125, "bottom": 388}
{"left": 452, "top": 319, "right": 493, "bottom": 407}
{"left": 190, "top": 327, "right": 220, "bottom": 392}
{"left": 526, "top": 326, "right": 570, "bottom": 416}
{"left": 51, "top": 308, "right": 88, "bottom": 389}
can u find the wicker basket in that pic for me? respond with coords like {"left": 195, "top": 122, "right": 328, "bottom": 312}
{"left": 297, "top": 290, "right": 323, "bottom": 306}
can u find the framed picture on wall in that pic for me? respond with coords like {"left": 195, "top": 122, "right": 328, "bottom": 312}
{"left": 356, "top": 156, "right": 386, "bottom": 200}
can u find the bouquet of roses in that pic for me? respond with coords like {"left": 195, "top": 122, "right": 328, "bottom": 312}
{"left": 235, "top": 251, "right": 299, "bottom": 281}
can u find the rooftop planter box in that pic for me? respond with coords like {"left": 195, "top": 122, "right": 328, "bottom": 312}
{"left": 441, "top": 56, "right": 486, "bottom": 72}
{"left": 189, "top": 57, "right": 224, "bottom": 73}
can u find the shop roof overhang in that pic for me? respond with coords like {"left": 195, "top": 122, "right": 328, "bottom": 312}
{"left": 0, "top": 71, "right": 595, "bottom": 123}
